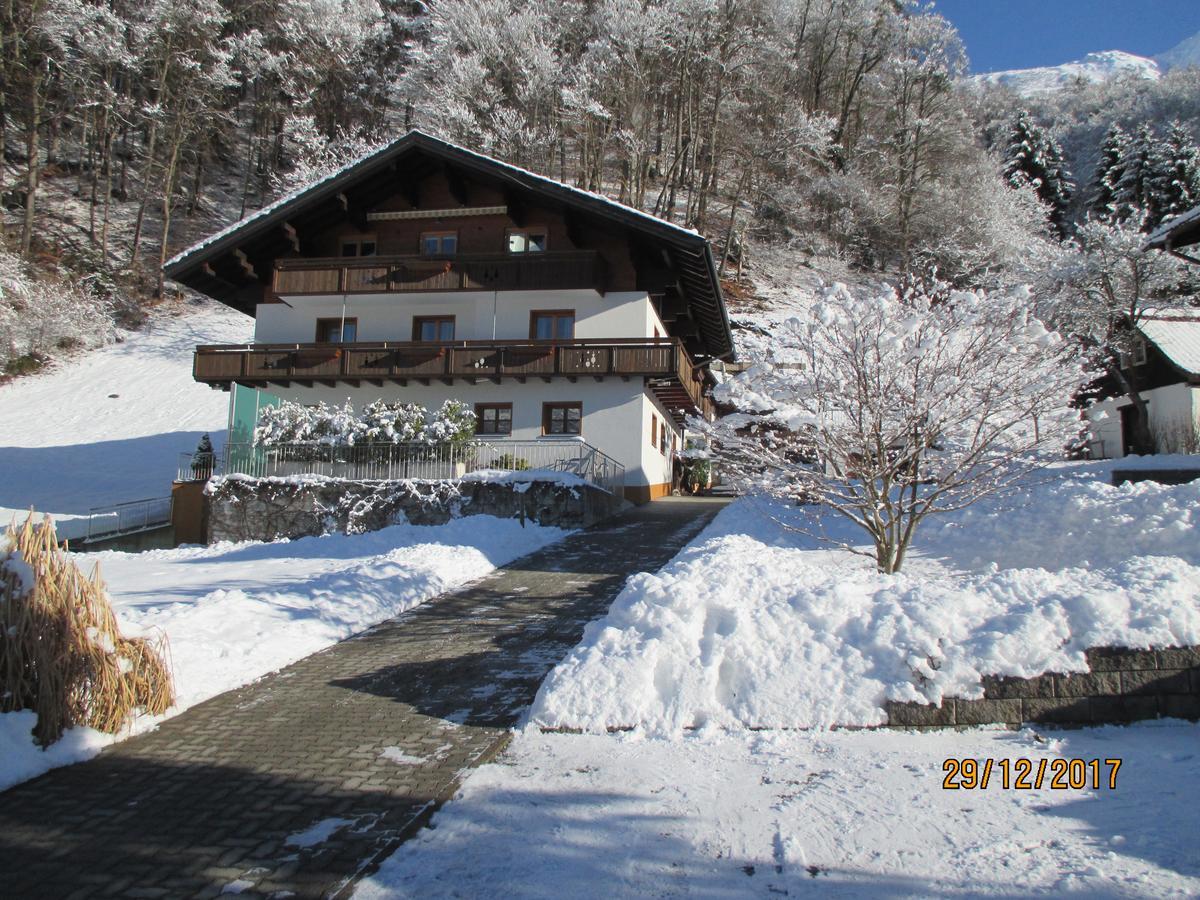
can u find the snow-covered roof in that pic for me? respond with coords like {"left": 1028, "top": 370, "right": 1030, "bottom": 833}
{"left": 1144, "top": 204, "right": 1200, "bottom": 252}
{"left": 1138, "top": 309, "right": 1200, "bottom": 377}
{"left": 164, "top": 129, "right": 734, "bottom": 360}
{"left": 166, "top": 129, "right": 704, "bottom": 270}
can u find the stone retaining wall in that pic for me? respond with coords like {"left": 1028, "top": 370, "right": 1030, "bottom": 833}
{"left": 206, "top": 476, "right": 628, "bottom": 544}
{"left": 886, "top": 646, "right": 1200, "bottom": 728}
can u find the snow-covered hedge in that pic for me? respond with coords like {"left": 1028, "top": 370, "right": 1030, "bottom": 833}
{"left": 254, "top": 398, "right": 475, "bottom": 446}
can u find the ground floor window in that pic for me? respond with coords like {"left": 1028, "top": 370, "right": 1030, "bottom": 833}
{"left": 543, "top": 402, "right": 582, "bottom": 435}
{"left": 315, "top": 317, "right": 357, "bottom": 343}
{"left": 475, "top": 403, "right": 513, "bottom": 435}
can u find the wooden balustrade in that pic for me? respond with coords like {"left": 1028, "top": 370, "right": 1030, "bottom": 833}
{"left": 194, "top": 338, "right": 713, "bottom": 419}
{"left": 272, "top": 251, "right": 606, "bottom": 296}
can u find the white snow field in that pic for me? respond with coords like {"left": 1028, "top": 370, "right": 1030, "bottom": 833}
{"left": 530, "top": 463, "right": 1200, "bottom": 733}
{"left": 357, "top": 722, "right": 1200, "bottom": 898}
{"left": 1, "top": 515, "right": 569, "bottom": 792}
{"left": 0, "top": 299, "right": 252, "bottom": 534}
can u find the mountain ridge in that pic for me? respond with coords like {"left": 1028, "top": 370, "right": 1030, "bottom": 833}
{"left": 971, "top": 30, "right": 1200, "bottom": 97}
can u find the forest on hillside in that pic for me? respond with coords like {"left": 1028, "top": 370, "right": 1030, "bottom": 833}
{"left": 2, "top": 0, "right": 1199, "bottom": 377}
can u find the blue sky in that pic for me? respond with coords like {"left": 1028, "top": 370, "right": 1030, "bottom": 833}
{"left": 933, "top": 1, "right": 1200, "bottom": 73}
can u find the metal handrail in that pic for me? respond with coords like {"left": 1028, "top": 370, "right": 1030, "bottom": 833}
{"left": 84, "top": 496, "right": 173, "bottom": 542}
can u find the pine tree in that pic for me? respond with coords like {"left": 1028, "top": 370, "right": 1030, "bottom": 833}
{"left": 1113, "top": 123, "right": 1163, "bottom": 227}
{"left": 1002, "top": 110, "right": 1074, "bottom": 238}
{"left": 1155, "top": 121, "right": 1200, "bottom": 222}
{"left": 1089, "top": 124, "right": 1128, "bottom": 221}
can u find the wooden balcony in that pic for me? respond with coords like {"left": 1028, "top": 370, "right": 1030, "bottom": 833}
{"left": 272, "top": 251, "right": 606, "bottom": 296}
{"left": 193, "top": 338, "right": 713, "bottom": 422}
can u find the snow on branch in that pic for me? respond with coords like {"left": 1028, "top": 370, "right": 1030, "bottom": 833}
{"left": 699, "top": 281, "right": 1088, "bottom": 573}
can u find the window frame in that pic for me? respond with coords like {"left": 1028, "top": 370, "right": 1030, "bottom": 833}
{"left": 420, "top": 230, "right": 459, "bottom": 256}
{"left": 529, "top": 309, "right": 576, "bottom": 341}
{"left": 650, "top": 414, "right": 658, "bottom": 448}
{"left": 339, "top": 236, "right": 377, "bottom": 258}
{"left": 412, "top": 315, "right": 456, "bottom": 342}
{"left": 542, "top": 401, "right": 583, "bottom": 436}
{"left": 507, "top": 227, "right": 548, "bottom": 254}
{"left": 474, "top": 402, "right": 513, "bottom": 436}
{"left": 315, "top": 316, "right": 358, "bottom": 343}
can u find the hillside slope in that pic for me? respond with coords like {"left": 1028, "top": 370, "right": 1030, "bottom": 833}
{"left": 0, "top": 301, "right": 252, "bottom": 529}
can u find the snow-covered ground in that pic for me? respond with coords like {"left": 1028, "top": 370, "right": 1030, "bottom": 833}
{"left": 530, "top": 463, "right": 1199, "bottom": 733}
{"left": 1, "top": 515, "right": 568, "bottom": 791}
{"left": 0, "top": 299, "right": 252, "bottom": 533}
{"left": 358, "top": 721, "right": 1200, "bottom": 898}
{"left": 357, "top": 458, "right": 1200, "bottom": 898}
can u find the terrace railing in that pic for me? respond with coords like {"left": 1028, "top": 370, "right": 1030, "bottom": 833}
{"left": 193, "top": 337, "right": 713, "bottom": 420}
{"left": 194, "top": 439, "right": 626, "bottom": 497}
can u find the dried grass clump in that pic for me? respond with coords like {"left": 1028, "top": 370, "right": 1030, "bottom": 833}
{"left": 0, "top": 514, "right": 174, "bottom": 746}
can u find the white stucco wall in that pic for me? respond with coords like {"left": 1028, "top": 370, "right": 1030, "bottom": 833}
{"left": 264, "top": 379, "right": 666, "bottom": 487}
{"left": 1085, "top": 382, "right": 1200, "bottom": 457}
{"left": 255, "top": 289, "right": 659, "bottom": 343}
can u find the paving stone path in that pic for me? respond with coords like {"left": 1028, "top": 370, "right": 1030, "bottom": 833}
{"left": 0, "top": 497, "right": 727, "bottom": 900}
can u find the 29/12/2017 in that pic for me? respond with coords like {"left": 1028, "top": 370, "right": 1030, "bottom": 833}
{"left": 942, "top": 757, "right": 1122, "bottom": 790}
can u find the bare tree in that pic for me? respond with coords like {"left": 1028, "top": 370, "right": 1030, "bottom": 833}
{"left": 700, "top": 280, "right": 1085, "bottom": 573}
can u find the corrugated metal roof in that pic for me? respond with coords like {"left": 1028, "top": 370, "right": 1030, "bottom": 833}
{"left": 1139, "top": 309, "right": 1200, "bottom": 376}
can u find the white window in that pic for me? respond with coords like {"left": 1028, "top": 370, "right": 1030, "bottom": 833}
{"left": 508, "top": 229, "right": 547, "bottom": 253}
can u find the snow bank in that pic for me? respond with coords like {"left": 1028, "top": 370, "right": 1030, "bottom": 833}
{"left": 0, "top": 712, "right": 116, "bottom": 793}
{"left": 2, "top": 515, "right": 567, "bottom": 791}
{"left": 531, "top": 464, "right": 1200, "bottom": 733}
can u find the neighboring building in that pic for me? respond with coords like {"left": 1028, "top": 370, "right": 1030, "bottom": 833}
{"left": 164, "top": 131, "right": 735, "bottom": 502}
{"left": 1086, "top": 310, "right": 1200, "bottom": 458}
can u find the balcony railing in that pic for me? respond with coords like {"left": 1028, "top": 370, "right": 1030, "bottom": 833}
{"left": 272, "top": 251, "right": 606, "bottom": 296}
{"left": 180, "top": 440, "right": 626, "bottom": 497}
{"left": 193, "top": 337, "right": 713, "bottom": 420}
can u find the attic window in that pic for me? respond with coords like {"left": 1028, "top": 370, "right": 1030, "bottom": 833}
{"left": 508, "top": 229, "right": 547, "bottom": 253}
{"left": 340, "top": 237, "right": 377, "bottom": 257}
{"left": 421, "top": 231, "right": 458, "bottom": 255}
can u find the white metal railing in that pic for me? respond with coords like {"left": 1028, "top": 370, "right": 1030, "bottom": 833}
{"left": 202, "top": 440, "right": 626, "bottom": 496}
{"left": 84, "top": 496, "right": 173, "bottom": 542}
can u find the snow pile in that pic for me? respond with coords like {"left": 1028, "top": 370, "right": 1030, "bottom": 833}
{"left": 1, "top": 515, "right": 566, "bottom": 790}
{"left": 0, "top": 712, "right": 116, "bottom": 793}
{"left": 530, "top": 465, "right": 1200, "bottom": 733}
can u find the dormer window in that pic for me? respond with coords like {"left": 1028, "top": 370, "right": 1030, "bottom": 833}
{"left": 340, "top": 237, "right": 376, "bottom": 257}
{"left": 508, "top": 229, "right": 547, "bottom": 253}
{"left": 421, "top": 231, "right": 457, "bottom": 255}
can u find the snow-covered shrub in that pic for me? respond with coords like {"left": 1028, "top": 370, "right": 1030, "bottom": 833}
{"left": 0, "top": 247, "right": 113, "bottom": 373}
{"left": 702, "top": 281, "right": 1088, "bottom": 573}
{"left": 420, "top": 399, "right": 476, "bottom": 445}
{"left": 359, "top": 399, "right": 427, "bottom": 443}
{"left": 253, "top": 398, "right": 476, "bottom": 447}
